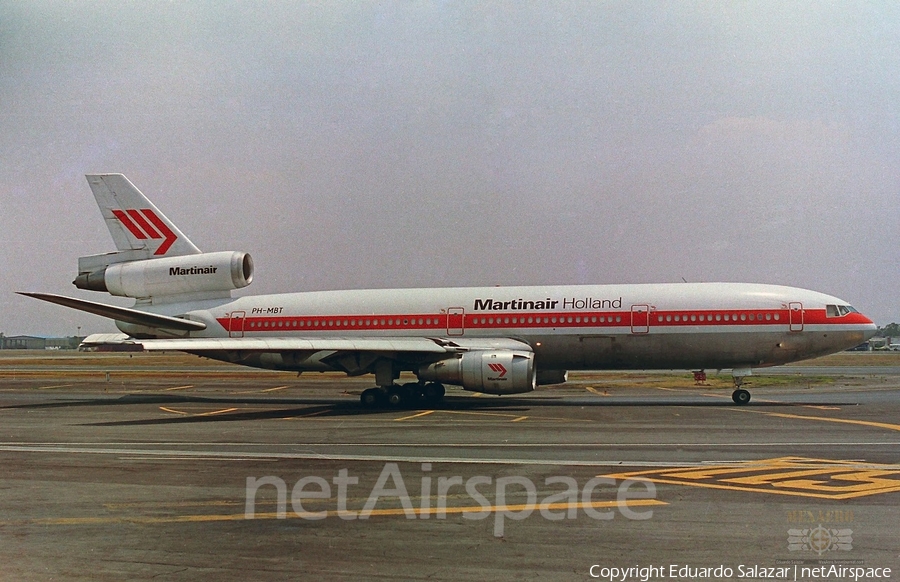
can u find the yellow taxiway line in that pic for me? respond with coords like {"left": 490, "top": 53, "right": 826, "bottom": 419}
{"left": 5, "top": 498, "right": 666, "bottom": 527}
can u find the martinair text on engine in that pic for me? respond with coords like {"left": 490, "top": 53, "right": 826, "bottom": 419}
{"left": 169, "top": 266, "right": 218, "bottom": 276}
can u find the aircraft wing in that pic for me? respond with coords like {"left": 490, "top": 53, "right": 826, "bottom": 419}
{"left": 82, "top": 335, "right": 533, "bottom": 354}
{"left": 119, "top": 337, "right": 451, "bottom": 353}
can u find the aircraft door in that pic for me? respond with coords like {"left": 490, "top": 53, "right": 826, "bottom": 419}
{"left": 229, "top": 311, "right": 246, "bottom": 338}
{"left": 447, "top": 307, "right": 465, "bottom": 336}
{"left": 631, "top": 304, "right": 650, "bottom": 334}
{"left": 789, "top": 302, "right": 804, "bottom": 332}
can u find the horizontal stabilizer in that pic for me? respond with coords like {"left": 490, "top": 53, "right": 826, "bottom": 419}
{"left": 18, "top": 292, "right": 206, "bottom": 331}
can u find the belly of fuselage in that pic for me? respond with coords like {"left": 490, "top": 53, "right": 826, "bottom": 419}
{"left": 528, "top": 328, "right": 869, "bottom": 371}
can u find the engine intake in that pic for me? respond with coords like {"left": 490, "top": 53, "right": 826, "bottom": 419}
{"left": 418, "top": 350, "right": 536, "bottom": 395}
{"left": 74, "top": 251, "right": 253, "bottom": 299}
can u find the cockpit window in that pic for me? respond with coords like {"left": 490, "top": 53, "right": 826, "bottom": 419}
{"left": 826, "top": 304, "right": 858, "bottom": 317}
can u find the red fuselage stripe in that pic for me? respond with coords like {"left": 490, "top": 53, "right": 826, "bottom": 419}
{"left": 215, "top": 308, "right": 870, "bottom": 333}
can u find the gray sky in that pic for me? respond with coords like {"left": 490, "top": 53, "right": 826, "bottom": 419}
{"left": 1, "top": 1, "right": 898, "bottom": 336}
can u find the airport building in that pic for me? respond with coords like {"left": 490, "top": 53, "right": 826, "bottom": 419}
{"left": 0, "top": 334, "right": 83, "bottom": 350}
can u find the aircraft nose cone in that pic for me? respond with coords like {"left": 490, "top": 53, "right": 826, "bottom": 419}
{"left": 855, "top": 312, "right": 878, "bottom": 341}
{"left": 863, "top": 324, "right": 878, "bottom": 341}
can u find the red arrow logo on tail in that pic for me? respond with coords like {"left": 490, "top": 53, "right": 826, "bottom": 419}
{"left": 112, "top": 208, "right": 178, "bottom": 255}
{"left": 488, "top": 363, "right": 507, "bottom": 377}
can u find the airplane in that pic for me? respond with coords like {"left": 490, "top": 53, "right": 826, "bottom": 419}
{"left": 22, "top": 174, "right": 877, "bottom": 408}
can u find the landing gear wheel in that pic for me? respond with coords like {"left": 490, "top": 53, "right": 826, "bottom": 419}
{"left": 732, "top": 389, "right": 751, "bottom": 405}
{"left": 386, "top": 386, "right": 410, "bottom": 408}
{"left": 360, "top": 388, "right": 384, "bottom": 408}
{"left": 422, "top": 382, "right": 445, "bottom": 405}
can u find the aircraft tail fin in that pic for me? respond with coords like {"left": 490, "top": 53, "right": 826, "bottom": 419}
{"left": 73, "top": 175, "right": 252, "bottom": 304}
{"left": 85, "top": 174, "right": 201, "bottom": 260}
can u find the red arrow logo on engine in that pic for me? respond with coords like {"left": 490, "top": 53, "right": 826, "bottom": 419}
{"left": 112, "top": 208, "right": 178, "bottom": 256}
{"left": 488, "top": 363, "right": 507, "bottom": 377}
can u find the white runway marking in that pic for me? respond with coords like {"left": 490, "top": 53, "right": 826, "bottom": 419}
{"left": 1, "top": 443, "right": 899, "bottom": 469}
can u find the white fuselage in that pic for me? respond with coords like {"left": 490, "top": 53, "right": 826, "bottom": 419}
{"left": 124, "top": 282, "right": 876, "bottom": 374}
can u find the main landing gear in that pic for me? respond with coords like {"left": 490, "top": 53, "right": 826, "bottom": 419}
{"left": 731, "top": 370, "right": 752, "bottom": 405}
{"left": 360, "top": 382, "right": 446, "bottom": 409}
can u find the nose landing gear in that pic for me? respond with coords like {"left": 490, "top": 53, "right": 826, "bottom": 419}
{"left": 731, "top": 368, "right": 752, "bottom": 405}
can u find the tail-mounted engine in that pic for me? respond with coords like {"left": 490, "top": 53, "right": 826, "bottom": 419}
{"left": 74, "top": 251, "right": 253, "bottom": 300}
{"left": 418, "top": 350, "right": 536, "bottom": 395}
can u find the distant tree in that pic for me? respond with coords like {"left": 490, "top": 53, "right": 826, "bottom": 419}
{"left": 878, "top": 323, "right": 900, "bottom": 338}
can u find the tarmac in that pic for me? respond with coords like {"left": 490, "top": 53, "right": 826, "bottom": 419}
{"left": 1, "top": 351, "right": 898, "bottom": 581}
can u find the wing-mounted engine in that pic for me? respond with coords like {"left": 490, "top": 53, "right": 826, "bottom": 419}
{"left": 418, "top": 350, "right": 536, "bottom": 395}
{"left": 74, "top": 250, "right": 253, "bottom": 302}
